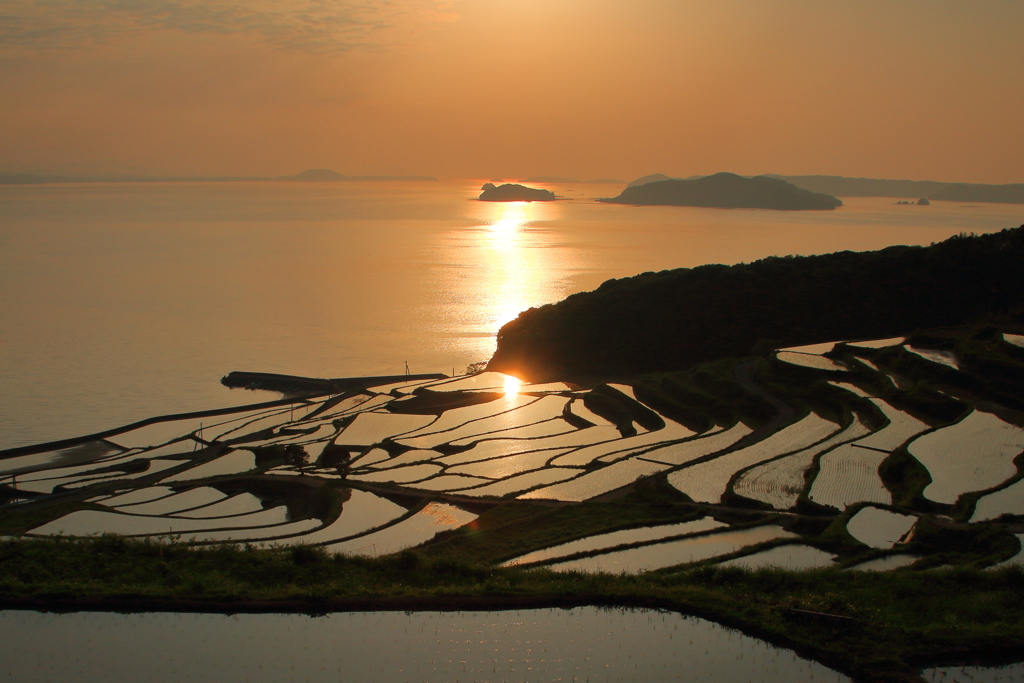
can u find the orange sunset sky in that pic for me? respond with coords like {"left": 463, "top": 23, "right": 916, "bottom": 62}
{"left": 1, "top": 0, "right": 1021, "bottom": 183}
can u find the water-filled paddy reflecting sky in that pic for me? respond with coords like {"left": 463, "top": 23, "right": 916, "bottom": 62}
{"left": 0, "top": 607, "right": 852, "bottom": 682}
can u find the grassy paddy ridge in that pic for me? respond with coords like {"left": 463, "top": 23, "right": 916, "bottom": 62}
{"left": 2, "top": 535, "right": 1024, "bottom": 683}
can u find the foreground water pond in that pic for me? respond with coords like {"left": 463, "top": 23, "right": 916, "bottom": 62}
{"left": 0, "top": 607, "right": 849, "bottom": 683}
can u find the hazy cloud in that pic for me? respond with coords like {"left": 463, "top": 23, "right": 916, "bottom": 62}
{"left": 0, "top": 0, "right": 457, "bottom": 53}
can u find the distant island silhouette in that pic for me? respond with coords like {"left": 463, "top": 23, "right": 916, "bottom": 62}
{"left": 479, "top": 183, "right": 556, "bottom": 202}
{"left": 767, "top": 174, "right": 1024, "bottom": 204}
{"left": 601, "top": 172, "right": 842, "bottom": 211}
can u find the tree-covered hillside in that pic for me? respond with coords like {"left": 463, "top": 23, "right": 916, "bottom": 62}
{"left": 488, "top": 227, "right": 1024, "bottom": 379}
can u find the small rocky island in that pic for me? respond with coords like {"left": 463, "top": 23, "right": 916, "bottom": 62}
{"left": 601, "top": 172, "right": 842, "bottom": 211}
{"left": 479, "top": 183, "right": 556, "bottom": 202}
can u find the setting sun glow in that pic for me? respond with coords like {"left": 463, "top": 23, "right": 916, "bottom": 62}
{"left": 503, "top": 374, "right": 522, "bottom": 395}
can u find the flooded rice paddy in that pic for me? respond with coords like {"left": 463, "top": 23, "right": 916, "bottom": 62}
{"left": 502, "top": 518, "right": 727, "bottom": 567}
{"left": 548, "top": 526, "right": 796, "bottom": 574}
{"left": 971, "top": 479, "right": 1024, "bottom": 522}
{"left": 775, "top": 351, "right": 851, "bottom": 372}
{"left": 846, "top": 507, "right": 918, "bottom": 550}
{"left": 716, "top": 544, "right": 836, "bottom": 570}
{"left": 904, "top": 347, "right": 961, "bottom": 370}
{"left": 732, "top": 416, "right": 872, "bottom": 510}
{"left": 667, "top": 413, "right": 839, "bottom": 504}
{"left": 908, "top": 410, "right": 1024, "bottom": 505}
{"left": 0, "top": 607, "right": 851, "bottom": 683}
{"left": 809, "top": 443, "right": 893, "bottom": 510}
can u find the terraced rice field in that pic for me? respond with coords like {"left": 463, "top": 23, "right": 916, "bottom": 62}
{"left": 716, "top": 544, "right": 836, "bottom": 570}
{"left": 971, "top": 478, "right": 1024, "bottom": 522}
{"left": 732, "top": 416, "right": 872, "bottom": 509}
{"left": 445, "top": 447, "right": 572, "bottom": 478}
{"left": 502, "top": 518, "right": 727, "bottom": 567}
{"left": 856, "top": 357, "right": 882, "bottom": 372}
{"left": 904, "top": 346, "right": 960, "bottom": 370}
{"left": 846, "top": 507, "right": 917, "bottom": 549}
{"left": 852, "top": 399, "right": 930, "bottom": 451}
{"left": 335, "top": 412, "right": 436, "bottom": 445}
{"left": 779, "top": 342, "right": 839, "bottom": 354}
{"left": 350, "top": 463, "right": 443, "bottom": 484}
{"left": 396, "top": 395, "right": 555, "bottom": 449}
{"left": 28, "top": 505, "right": 293, "bottom": 537}
{"left": 4, "top": 352, "right": 1021, "bottom": 574}
{"left": 453, "top": 467, "right": 584, "bottom": 497}
{"left": 909, "top": 410, "right": 1024, "bottom": 504}
{"left": 809, "top": 398, "right": 930, "bottom": 510}
{"left": 566, "top": 399, "right": 614, "bottom": 426}
{"left": 775, "top": 352, "right": 850, "bottom": 372}
{"left": 809, "top": 444, "right": 892, "bottom": 510}
{"left": 550, "top": 420, "right": 695, "bottom": 467}
{"left": 174, "top": 493, "right": 265, "bottom": 518}
{"left": 0, "top": 441, "right": 125, "bottom": 477}
{"left": 327, "top": 503, "right": 476, "bottom": 556}
{"left": 107, "top": 419, "right": 209, "bottom": 449}
{"left": 520, "top": 457, "right": 669, "bottom": 502}
{"left": 547, "top": 526, "right": 796, "bottom": 574}
{"left": 641, "top": 424, "right": 752, "bottom": 466}
{"left": 668, "top": 413, "right": 840, "bottom": 504}
{"left": 846, "top": 337, "right": 905, "bottom": 349}
{"left": 107, "top": 486, "right": 226, "bottom": 515}
{"left": 162, "top": 450, "right": 257, "bottom": 483}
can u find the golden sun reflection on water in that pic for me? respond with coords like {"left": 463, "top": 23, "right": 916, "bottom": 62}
{"left": 472, "top": 199, "right": 563, "bottom": 332}
{"left": 428, "top": 193, "right": 580, "bottom": 370}
{"left": 503, "top": 374, "right": 522, "bottom": 395}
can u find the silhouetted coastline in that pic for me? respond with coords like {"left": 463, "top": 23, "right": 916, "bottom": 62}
{"left": 478, "top": 183, "right": 557, "bottom": 202}
{"left": 600, "top": 173, "right": 842, "bottom": 211}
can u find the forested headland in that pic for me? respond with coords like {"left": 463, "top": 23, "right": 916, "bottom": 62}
{"left": 488, "top": 226, "right": 1024, "bottom": 380}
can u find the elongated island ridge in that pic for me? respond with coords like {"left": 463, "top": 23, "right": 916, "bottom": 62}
{"left": 479, "top": 182, "right": 557, "bottom": 202}
{"left": 488, "top": 226, "right": 1024, "bottom": 380}
{"left": 600, "top": 172, "right": 842, "bottom": 211}
{"left": 768, "top": 174, "right": 1024, "bottom": 204}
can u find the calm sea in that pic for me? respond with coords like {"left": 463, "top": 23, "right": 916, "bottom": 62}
{"left": 2, "top": 180, "right": 1021, "bottom": 450}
